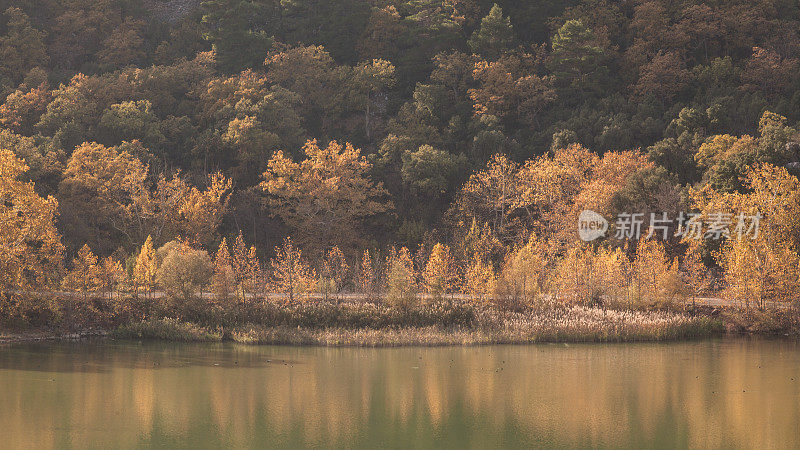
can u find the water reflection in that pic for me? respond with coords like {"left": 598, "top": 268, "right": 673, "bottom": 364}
{"left": 0, "top": 339, "right": 798, "bottom": 448}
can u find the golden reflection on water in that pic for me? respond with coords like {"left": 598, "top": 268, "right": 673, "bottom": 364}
{"left": 0, "top": 339, "right": 798, "bottom": 448}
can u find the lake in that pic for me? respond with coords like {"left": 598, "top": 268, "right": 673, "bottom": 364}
{"left": 0, "top": 338, "right": 798, "bottom": 449}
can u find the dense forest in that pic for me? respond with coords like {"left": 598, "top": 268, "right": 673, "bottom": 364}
{"left": 2, "top": 0, "right": 800, "bottom": 320}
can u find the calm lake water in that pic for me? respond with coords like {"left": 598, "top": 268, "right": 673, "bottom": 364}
{"left": 0, "top": 338, "right": 798, "bottom": 449}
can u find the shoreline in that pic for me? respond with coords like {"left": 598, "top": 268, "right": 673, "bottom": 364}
{"left": 2, "top": 300, "right": 796, "bottom": 347}
{"left": 0, "top": 330, "right": 108, "bottom": 344}
{"left": 0, "top": 326, "right": 790, "bottom": 347}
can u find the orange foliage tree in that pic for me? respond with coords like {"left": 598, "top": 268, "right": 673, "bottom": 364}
{"left": 0, "top": 148, "right": 63, "bottom": 295}
{"left": 385, "top": 247, "right": 416, "bottom": 307}
{"left": 423, "top": 243, "right": 459, "bottom": 300}
{"left": 261, "top": 139, "right": 391, "bottom": 253}
{"left": 321, "top": 246, "right": 349, "bottom": 300}
{"left": 357, "top": 250, "right": 377, "bottom": 298}
{"left": 99, "top": 256, "right": 125, "bottom": 300}
{"left": 134, "top": 235, "right": 157, "bottom": 299}
{"left": 694, "top": 164, "right": 800, "bottom": 308}
{"left": 62, "top": 244, "right": 102, "bottom": 301}
{"left": 212, "top": 238, "right": 235, "bottom": 302}
{"left": 269, "top": 237, "right": 316, "bottom": 302}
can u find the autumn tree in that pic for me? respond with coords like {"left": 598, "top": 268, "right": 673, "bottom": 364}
{"left": 0, "top": 73, "right": 51, "bottom": 135}
{"left": 244, "top": 246, "right": 264, "bottom": 297}
{"left": 62, "top": 244, "right": 102, "bottom": 301}
{"left": 269, "top": 237, "right": 316, "bottom": 302}
{"left": 61, "top": 141, "right": 231, "bottom": 252}
{"left": 0, "top": 148, "right": 63, "bottom": 295}
{"left": 0, "top": 127, "right": 60, "bottom": 190}
{"left": 321, "top": 246, "right": 349, "bottom": 300}
{"left": 470, "top": 53, "right": 556, "bottom": 128}
{"left": 261, "top": 139, "right": 391, "bottom": 253}
{"left": 517, "top": 143, "right": 597, "bottom": 249}
{"left": 99, "top": 256, "right": 125, "bottom": 300}
{"left": 633, "top": 51, "right": 690, "bottom": 101}
{"left": 134, "top": 236, "right": 157, "bottom": 299}
{"left": 682, "top": 240, "right": 710, "bottom": 309}
{"left": 549, "top": 244, "right": 630, "bottom": 307}
{"left": 455, "top": 218, "right": 495, "bottom": 262}
{"left": 495, "top": 236, "right": 549, "bottom": 307}
{"left": 47, "top": 0, "right": 122, "bottom": 72}
{"left": 631, "top": 238, "right": 684, "bottom": 307}
{"left": 98, "top": 100, "right": 164, "bottom": 149}
{"left": 452, "top": 154, "right": 520, "bottom": 245}
{"left": 199, "top": 70, "right": 305, "bottom": 180}
{"left": 212, "top": 237, "right": 235, "bottom": 302}
{"left": 59, "top": 141, "right": 149, "bottom": 252}
{"left": 357, "top": 249, "right": 377, "bottom": 298}
{"left": 264, "top": 45, "right": 337, "bottom": 119}
{"left": 423, "top": 243, "right": 459, "bottom": 300}
{"left": 741, "top": 46, "right": 800, "bottom": 97}
{"left": 464, "top": 256, "right": 495, "bottom": 302}
{"left": 694, "top": 163, "right": 800, "bottom": 308}
{"left": 179, "top": 172, "right": 232, "bottom": 248}
{"left": 551, "top": 245, "right": 597, "bottom": 305}
{"left": 695, "top": 112, "right": 798, "bottom": 192}
{"left": 231, "top": 231, "right": 250, "bottom": 301}
{"left": 386, "top": 246, "right": 416, "bottom": 307}
{"left": 97, "top": 18, "right": 147, "bottom": 70}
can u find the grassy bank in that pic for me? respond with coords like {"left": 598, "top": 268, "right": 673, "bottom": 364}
{"left": 111, "top": 302, "right": 722, "bottom": 346}
{"left": 9, "top": 294, "right": 800, "bottom": 346}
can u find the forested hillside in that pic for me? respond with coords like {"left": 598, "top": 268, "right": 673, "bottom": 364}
{"left": 2, "top": 0, "right": 800, "bottom": 314}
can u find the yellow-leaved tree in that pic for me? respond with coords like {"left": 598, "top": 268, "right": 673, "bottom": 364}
{"left": 495, "top": 235, "right": 549, "bottom": 308}
{"left": 464, "top": 256, "right": 495, "bottom": 302}
{"left": 269, "top": 237, "right": 316, "bottom": 302}
{"left": 231, "top": 232, "right": 249, "bottom": 301}
{"left": 0, "top": 148, "right": 63, "bottom": 295}
{"left": 631, "top": 238, "right": 685, "bottom": 307}
{"left": 179, "top": 172, "right": 232, "bottom": 248}
{"left": 61, "top": 142, "right": 231, "bottom": 252}
{"left": 244, "top": 246, "right": 263, "bottom": 298}
{"left": 212, "top": 238, "right": 235, "bottom": 302}
{"left": 321, "top": 246, "right": 349, "bottom": 300}
{"left": 99, "top": 256, "right": 125, "bottom": 300}
{"left": 452, "top": 154, "right": 520, "bottom": 246}
{"left": 134, "top": 235, "right": 157, "bottom": 298}
{"left": 682, "top": 240, "right": 710, "bottom": 310}
{"left": 694, "top": 164, "right": 800, "bottom": 308}
{"left": 260, "top": 139, "right": 391, "bottom": 254}
{"left": 62, "top": 244, "right": 102, "bottom": 301}
{"left": 385, "top": 246, "right": 416, "bottom": 307}
{"left": 422, "top": 243, "right": 459, "bottom": 300}
{"left": 357, "top": 249, "right": 377, "bottom": 298}
{"left": 516, "top": 144, "right": 597, "bottom": 249}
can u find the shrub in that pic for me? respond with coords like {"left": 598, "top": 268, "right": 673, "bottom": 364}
{"left": 156, "top": 241, "right": 213, "bottom": 301}
{"left": 113, "top": 318, "right": 222, "bottom": 341}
